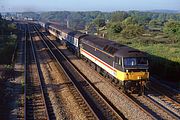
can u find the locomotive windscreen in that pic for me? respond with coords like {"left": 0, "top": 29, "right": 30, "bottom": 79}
{"left": 123, "top": 57, "right": 148, "bottom": 67}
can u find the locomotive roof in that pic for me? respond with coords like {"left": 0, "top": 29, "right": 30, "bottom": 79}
{"left": 81, "top": 35, "right": 114, "bottom": 48}
{"left": 81, "top": 35, "right": 146, "bottom": 57}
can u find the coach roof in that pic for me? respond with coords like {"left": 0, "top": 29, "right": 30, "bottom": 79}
{"left": 50, "top": 24, "right": 86, "bottom": 39}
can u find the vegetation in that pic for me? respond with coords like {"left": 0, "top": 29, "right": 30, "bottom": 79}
{"left": 39, "top": 11, "right": 111, "bottom": 30}
{"left": 121, "top": 24, "right": 144, "bottom": 38}
{"left": 0, "top": 15, "right": 17, "bottom": 64}
{"left": 163, "top": 21, "right": 180, "bottom": 43}
{"left": 109, "top": 22, "right": 123, "bottom": 33}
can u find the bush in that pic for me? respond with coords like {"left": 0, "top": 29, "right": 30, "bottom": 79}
{"left": 121, "top": 24, "right": 144, "bottom": 38}
{"left": 163, "top": 21, "right": 180, "bottom": 42}
{"left": 110, "top": 22, "right": 123, "bottom": 33}
{"left": 0, "top": 34, "right": 17, "bottom": 64}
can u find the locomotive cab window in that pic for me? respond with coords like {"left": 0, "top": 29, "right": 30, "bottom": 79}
{"left": 124, "top": 57, "right": 148, "bottom": 67}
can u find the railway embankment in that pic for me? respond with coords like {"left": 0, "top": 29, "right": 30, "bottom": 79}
{"left": 0, "top": 20, "right": 21, "bottom": 119}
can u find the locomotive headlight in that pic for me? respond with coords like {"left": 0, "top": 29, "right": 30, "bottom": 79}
{"left": 126, "top": 70, "right": 128, "bottom": 72}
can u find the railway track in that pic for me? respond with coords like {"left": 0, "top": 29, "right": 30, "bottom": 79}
{"left": 145, "top": 77, "right": 180, "bottom": 119}
{"left": 84, "top": 60, "right": 179, "bottom": 119}
{"left": 24, "top": 24, "right": 52, "bottom": 120}
{"left": 33, "top": 24, "right": 125, "bottom": 120}
{"left": 130, "top": 93, "right": 179, "bottom": 120}
{"left": 33, "top": 24, "right": 100, "bottom": 120}
{"left": 150, "top": 77, "right": 180, "bottom": 103}
{"left": 15, "top": 23, "right": 27, "bottom": 120}
{"left": 33, "top": 26, "right": 95, "bottom": 119}
{"left": 83, "top": 59, "right": 180, "bottom": 120}
{"left": 147, "top": 86, "right": 180, "bottom": 118}
{"left": 83, "top": 57, "right": 180, "bottom": 120}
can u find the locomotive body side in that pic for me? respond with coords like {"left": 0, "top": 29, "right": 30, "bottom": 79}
{"left": 80, "top": 35, "right": 149, "bottom": 94}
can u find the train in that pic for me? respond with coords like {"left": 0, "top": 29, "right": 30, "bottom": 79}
{"left": 39, "top": 21, "right": 149, "bottom": 95}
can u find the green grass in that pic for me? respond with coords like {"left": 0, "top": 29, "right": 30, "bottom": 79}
{"left": 130, "top": 43, "right": 180, "bottom": 63}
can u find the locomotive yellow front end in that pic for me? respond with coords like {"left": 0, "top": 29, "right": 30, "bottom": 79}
{"left": 117, "top": 70, "right": 149, "bottom": 81}
{"left": 124, "top": 70, "right": 149, "bottom": 81}
{"left": 116, "top": 57, "right": 149, "bottom": 95}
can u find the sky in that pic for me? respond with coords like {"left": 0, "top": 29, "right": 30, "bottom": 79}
{"left": 0, "top": 0, "right": 180, "bottom": 12}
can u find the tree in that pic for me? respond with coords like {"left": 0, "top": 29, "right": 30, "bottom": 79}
{"left": 111, "top": 11, "right": 129, "bottom": 22}
{"left": 122, "top": 17, "right": 137, "bottom": 26}
{"left": 93, "top": 18, "right": 106, "bottom": 27}
{"left": 163, "top": 21, "right": 180, "bottom": 42}
{"left": 164, "top": 21, "right": 180, "bottom": 34}
{"left": 110, "top": 22, "right": 123, "bottom": 33}
{"left": 128, "top": 11, "right": 152, "bottom": 25}
{"left": 69, "top": 18, "right": 86, "bottom": 30}
{"left": 149, "top": 19, "right": 163, "bottom": 28}
{"left": 86, "top": 23, "right": 97, "bottom": 34}
{"left": 121, "top": 24, "right": 145, "bottom": 38}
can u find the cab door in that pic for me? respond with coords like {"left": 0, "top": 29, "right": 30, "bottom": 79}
{"left": 114, "top": 56, "right": 123, "bottom": 71}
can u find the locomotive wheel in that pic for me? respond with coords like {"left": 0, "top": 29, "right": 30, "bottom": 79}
{"left": 114, "top": 79, "right": 119, "bottom": 84}
{"left": 91, "top": 62, "right": 96, "bottom": 70}
{"left": 138, "top": 81, "right": 145, "bottom": 96}
{"left": 122, "top": 81, "right": 126, "bottom": 93}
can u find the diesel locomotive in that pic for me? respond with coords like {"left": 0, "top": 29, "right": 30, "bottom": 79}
{"left": 39, "top": 21, "right": 149, "bottom": 95}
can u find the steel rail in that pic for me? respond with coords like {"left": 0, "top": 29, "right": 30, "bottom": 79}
{"left": 34, "top": 24, "right": 125, "bottom": 120}
{"left": 33, "top": 24, "right": 100, "bottom": 120}
{"left": 24, "top": 23, "right": 27, "bottom": 120}
{"left": 25, "top": 23, "right": 50, "bottom": 120}
{"left": 146, "top": 87, "right": 180, "bottom": 119}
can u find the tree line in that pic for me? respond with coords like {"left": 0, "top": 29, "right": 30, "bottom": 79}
{"left": 33, "top": 11, "right": 179, "bottom": 41}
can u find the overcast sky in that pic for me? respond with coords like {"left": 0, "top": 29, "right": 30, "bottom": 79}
{"left": 0, "top": 0, "right": 180, "bottom": 12}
